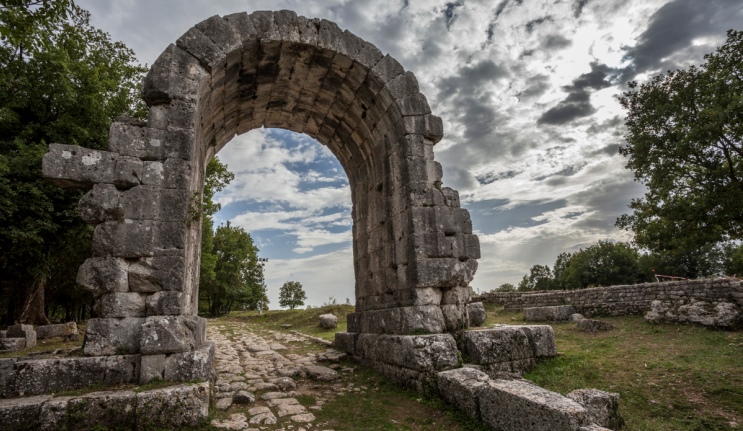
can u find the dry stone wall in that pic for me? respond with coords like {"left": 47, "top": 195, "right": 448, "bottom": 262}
{"left": 475, "top": 279, "right": 743, "bottom": 317}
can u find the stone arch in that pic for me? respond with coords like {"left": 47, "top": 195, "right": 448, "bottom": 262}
{"left": 43, "top": 10, "right": 479, "bottom": 379}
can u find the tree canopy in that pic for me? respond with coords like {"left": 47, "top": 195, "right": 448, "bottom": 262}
{"left": 0, "top": 0, "right": 146, "bottom": 324}
{"left": 279, "top": 281, "right": 307, "bottom": 310}
{"left": 198, "top": 157, "right": 266, "bottom": 317}
{"left": 617, "top": 30, "right": 743, "bottom": 254}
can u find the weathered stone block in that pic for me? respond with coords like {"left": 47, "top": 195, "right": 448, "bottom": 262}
{"left": 92, "top": 220, "right": 156, "bottom": 258}
{"left": 462, "top": 326, "right": 535, "bottom": 372}
{"left": 38, "top": 396, "right": 71, "bottom": 431}
{"left": 0, "top": 395, "right": 50, "bottom": 431}
{"left": 524, "top": 305, "right": 576, "bottom": 322}
{"left": 36, "top": 322, "right": 77, "bottom": 340}
{"left": 414, "top": 258, "right": 477, "bottom": 289}
{"left": 7, "top": 325, "right": 35, "bottom": 349}
{"left": 520, "top": 325, "right": 558, "bottom": 358}
{"left": 140, "top": 354, "right": 166, "bottom": 384}
{"left": 42, "top": 144, "right": 117, "bottom": 188}
{"left": 318, "top": 313, "right": 338, "bottom": 329}
{"left": 146, "top": 291, "right": 184, "bottom": 315}
{"left": 11, "top": 356, "right": 138, "bottom": 397}
{"left": 162, "top": 342, "right": 215, "bottom": 382}
{"left": 142, "top": 44, "right": 208, "bottom": 105}
{"left": 76, "top": 257, "right": 129, "bottom": 297}
{"left": 99, "top": 292, "right": 146, "bottom": 318}
{"left": 479, "top": 379, "right": 589, "bottom": 431}
{"left": 128, "top": 255, "right": 186, "bottom": 292}
{"left": 441, "top": 304, "right": 468, "bottom": 331}
{"left": 567, "top": 389, "right": 623, "bottom": 429}
{"left": 333, "top": 332, "right": 358, "bottom": 355}
{"left": 437, "top": 367, "right": 490, "bottom": 419}
{"left": 136, "top": 382, "right": 210, "bottom": 429}
{"left": 176, "top": 26, "right": 226, "bottom": 72}
{"left": 140, "top": 316, "right": 206, "bottom": 354}
{"left": 78, "top": 183, "right": 122, "bottom": 224}
{"left": 114, "top": 156, "right": 143, "bottom": 188}
{"left": 467, "top": 302, "right": 487, "bottom": 326}
{"left": 83, "top": 317, "right": 144, "bottom": 356}
{"left": 66, "top": 390, "right": 137, "bottom": 431}
{"left": 0, "top": 339, "right": 25, "bottom": 352}
{"left": 356, "top": 333, "right": 458, "bottom": 372}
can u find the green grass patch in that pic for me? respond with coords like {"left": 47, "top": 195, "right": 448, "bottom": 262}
{"left": 477, "top": 305, "right": 743, "bottom": 431}
{"left": 222, "top": 304, "right": 354, "bottom": 342}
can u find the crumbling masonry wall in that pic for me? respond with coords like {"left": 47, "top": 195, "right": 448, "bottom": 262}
{"left": 42, "top": 10, "right": 480, "bottom": 381}
{"left": 474, "top": 279, "right": 743, "bottom": 316}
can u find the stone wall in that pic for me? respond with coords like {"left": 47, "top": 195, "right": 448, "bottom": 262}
{"left": 474, "top": 279, "right": 743, "bottom": 316}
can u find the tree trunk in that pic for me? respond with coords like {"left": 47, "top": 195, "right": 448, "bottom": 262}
{"left": 16, "top": 278, "right": 51, "bottom": 325}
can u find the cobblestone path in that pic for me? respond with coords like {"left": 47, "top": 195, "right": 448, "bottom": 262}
{"left": 208, "top": 320, "right": 365, "bottom": 431}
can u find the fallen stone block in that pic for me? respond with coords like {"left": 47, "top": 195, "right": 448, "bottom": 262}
{"left": 479, "top": 379, "right": 589, "bottom": 431}
{"left": 567, "top": 389, "right": 623, "bottom": 429}
{"left": 570, "top": 313, "right": 586, "bottom": 322}
{"left": 576, "top": 319, "right": 615, "bottom": 333}
{"left": 303, "top": 365, "right": 340, "bottom": 381}
{"left": 524, "top": 305, "right": 576, "bottom": 322}
{"left": 461, "top": 327, "right": 534, "bottom": 374}
{"left": 467, "top": 302, "right": 487, "bottom": 326}
{"left": 0, "top": 338, "right": 25, "bottom": 353}
{"left": 437, "top": 367, "right": 490, "bottom": 419}
{"left": 7, "top": 325, "right": 35, "bottom": 349}
{"left": 318, "top": 313, "right": 338, "bottom": 329}
{"left": 35, "top": 322, "right": 78, "bottom": 340}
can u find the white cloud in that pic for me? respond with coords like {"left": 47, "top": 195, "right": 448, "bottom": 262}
{"left": 73, "top": 0, "right": 735, "bottom": 302}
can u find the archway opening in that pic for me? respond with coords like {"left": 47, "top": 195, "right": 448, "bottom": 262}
{"left": 211, "top": 128, "right": 354, "bottom": 309}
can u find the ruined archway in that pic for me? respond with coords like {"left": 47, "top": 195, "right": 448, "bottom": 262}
{"left": 42, "top": 10, "right": 479, "bottom": 381}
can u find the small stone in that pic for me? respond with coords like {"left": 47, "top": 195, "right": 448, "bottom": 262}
{"left": 215, "top": 397, "right": 233, "bottom": 410}
{"left": 249, "top": 412, "right": 277, "bottom": 425}
{"left": 233, "top": 390, "right": 255, "bottom": 405}
{"left": 318, "top": 314, "right": 338, "bottom": 329}
{"left": 569, "top": 313, "right": 585, "bottom": 322}
{"left": 467, "top": 302, "right": 487, "bottom": 326}
{"left": 303, "top": 365, "right": 340, "bottom": 381}
{"left": 291, "top": 413, "right": 316, "bottom": 423}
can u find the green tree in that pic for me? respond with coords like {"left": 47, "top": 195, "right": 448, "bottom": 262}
{"left": 0, "top": 0, "right": 146, "bottom": 324}
{"left": 279, "top": 281, "right": 307, "bottom": 309}
{"left": 559, "top": 241, "right": 643, "bottom": 289}
{"left": 551, "top": 252, "right": 573, "bottom": 289}
{"left": 496, "top": 283, "right": 515, "bottom": 292}
{"left": 617, "top": 30, "right": 743, "bottom": 256}
{"left": 722, "top": 243, "right": 743, "bottom": 276}
{"left": 517, "top": 265, "right": 555, "bottom": 291}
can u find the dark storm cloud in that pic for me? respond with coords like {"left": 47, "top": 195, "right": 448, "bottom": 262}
{"left": 525, "top": 16, "right": 553, "bottom": 34}
{"left": 571, "top": 177, "right": 646, "bottom": 230}
{"left": 444, "top": 2, "right": 464, "bottom": 30}
{"left": 572, "top": 0, "right": 590, "bottom": 19}
{"left": 538, "top": 62, "right": 618, "bottom": 125}
{"left": 542, "top": 34, "right": 572, "bottom": 50}
{"left": 438, "top": 60, "right": 509, "bottom": 100}
{"left": 621, "top": 0, "right": 743, "bottom": 81}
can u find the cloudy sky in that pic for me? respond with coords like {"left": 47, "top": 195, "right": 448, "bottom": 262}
{"left": 77, "top": 0, "right": 742, "bottom": 307}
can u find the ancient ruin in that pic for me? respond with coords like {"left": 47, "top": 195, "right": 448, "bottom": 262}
{"left": 0, "top": 10, "right": 624, "bottom": 430}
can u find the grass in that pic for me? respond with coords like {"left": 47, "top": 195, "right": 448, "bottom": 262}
{"left": 484, "top": 303, "right": 743, "bottom": 430}
{"left": 225, "top": 303, "right": 354, "bottom": 342}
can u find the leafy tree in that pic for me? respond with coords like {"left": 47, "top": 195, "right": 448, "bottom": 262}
{"left": 200, "top": 221, "right": 266, "bottom": 316}
{"left": 0, "top": 0, "right": 146, "bottom": 324}
{"left": 279, "top": 281, "right": 307, "bottom": 309}
{"left": 517, "top": 265, "right": 555, "bottom": 291}
{"left": 496, "top": 283, "right": 515, "bottom": 292}
{"left": 722, "top": 243, "right": 743, "bottom": 276}
{"left": 638, "top": 245, "right": 723, "bottom": 280}
{"left": 559, "top": 241, "right": 643, "bottom": 289}
{"left": 617, "top": 30, "right": 743, "bottom": 255}
{"left": 551, "top": 252, "right": 573, "bottom": 289}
